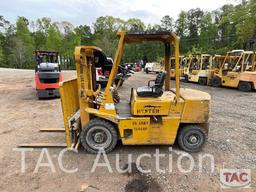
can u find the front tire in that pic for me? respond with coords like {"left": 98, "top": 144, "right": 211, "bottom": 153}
{"left": 211, "top": 76, "right": 221, "bottom": 87}
{"left": 198, "top": 77, "right": 207, "bottom": 85}
{"left": 177, "top": 125, "right": 207, "bottom": 152}
{"left": 145, "top": 68, "right": 149, "bottom": 74}
{"left": 183, "top": 75, "right": 188, "bottom": 82}
{"left": 238, "top": 81, "right": 252, "bottom": 92}
{"left": 81, "top": 118, "right": 118, "bottom": 154}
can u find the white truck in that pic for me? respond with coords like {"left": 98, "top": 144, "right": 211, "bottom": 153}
{"left": 144, "top": 62, "right": 162, "bottom": 73}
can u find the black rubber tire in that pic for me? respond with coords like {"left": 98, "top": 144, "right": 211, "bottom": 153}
{"left": 238, "top": 81, "right": 252, "bottom": 92}
{"left": 211, "top": 76, "right": 221, "bottom": 87}
{"left": 198, "top": 77, "right": 207, "bottom": 85}
{"left": 145, "top": 68, "right": 149, "bottom": 74}
{"left": 80, "top": 118, "right": 118, "bottom": 154}
{"left": 177, "top": 125, "right": 207, "bottom": 153}
{"left": 183, "top": 75, "right": 188, "bottom": 82}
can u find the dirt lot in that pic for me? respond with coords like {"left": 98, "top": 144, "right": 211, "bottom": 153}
{"left": 0, "top": 68, "right": 255, "bottom": 192}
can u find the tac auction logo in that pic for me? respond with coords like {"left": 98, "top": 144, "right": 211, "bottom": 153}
{"left": 220, "top": 169, "right": 251, "bottom": 189}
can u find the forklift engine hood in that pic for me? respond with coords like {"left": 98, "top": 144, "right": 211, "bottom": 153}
{"left": 131, "top": 88, "right": 210, "bottom": 124}
{"left": 240, "top": 71, "right": 256, "bottom": 82}
{"left": 39, "top": 62, "right": 59, "bottom": 72}
{"left": 179, "top": 88, "right": 211, "bottom": 123}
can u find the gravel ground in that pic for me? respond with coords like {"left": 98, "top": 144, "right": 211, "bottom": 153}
{"left": 0, "top": 68, "right": 255, "bottom": 192}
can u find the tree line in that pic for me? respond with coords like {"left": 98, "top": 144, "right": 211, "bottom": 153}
{"left": 0, "top": 0, "right": 255, "bottom": 69}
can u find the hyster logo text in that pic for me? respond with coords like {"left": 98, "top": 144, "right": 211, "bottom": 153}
{"left": 220, "top": 169, "right": 251, "bottom": 189}
{"left": 137, "top": 105, "right": 161, "bottom": 114}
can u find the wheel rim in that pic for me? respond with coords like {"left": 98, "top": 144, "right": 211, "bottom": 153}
{"left": 183, "top": 131, "right": 203, "bottom": 149}
{"left": 86, "top": 126, "right": 112, "bottom": 150}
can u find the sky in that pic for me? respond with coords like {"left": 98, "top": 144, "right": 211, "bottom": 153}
{"left": 0, "top": 0, "right": 240, "bottom": 26}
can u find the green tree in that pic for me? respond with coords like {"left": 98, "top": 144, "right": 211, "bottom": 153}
{"left": 15, "top": 17, "right": 35, "bottom": 68}
{"left": 0, "top": 16, "right": 9, "bottom": 28}
{"left": 93, "top": 33, "right": 117, "bottom": 57}
{"left": 0, "top": 43, "right": 4, "bottom": 65}
{"left": 199, "top": 12, "right": 218, "bottom": 52}
{"left": 92, "top": 16, "right": 125, "bottom": 57}
{"left": 93, "top": 16, "right": 124, "bottom": 34}
{"left": 74, "top": 25, "right": 92, "bottom": 45}
{"left": 10, "top": 37, "right": 27, "bottom": 68}
{"left": 61, "top": 31, "right": 80, "bottom": 56}
{"left": 2, "top": 24, "right": 15, "bottom": 67}
{"left": 218, "top": 5, "right": 237, "bottom": 49}
{"left": 0, "top": 16, "right": 7, "bottom": 66}
{"left": 34, "top": 31, "right": 46, "bottom": 50}
{"left": 187, "top": 8, "right": 204, "bottom": 40}
{"left": 161, "top": 15, "right": 173, "bottom": 31}
{"left": 36, "top": 17, "right": 51, "bottom": 34}
{"left": 233, "top": 0, "right": 256, "bottom": 47}
{"left": 125, "top": 18, "right": 145, "bottom": 31}
{"left": 175, "top": 11, "right": 188, "bottom": 37}
{"left": 45, "top": 25, "right": 62, "bottom": 51}
{"left": 1, "top": 0, "right": 256, "bottom": 68}
{"left": 175, "top": 11, "right": 188, "bottom": 53}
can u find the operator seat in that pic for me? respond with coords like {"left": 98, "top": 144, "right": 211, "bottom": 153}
{"left": 136, "top": 72, "right": 166, "bottom": 97}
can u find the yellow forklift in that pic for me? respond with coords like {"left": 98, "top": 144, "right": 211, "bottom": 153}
{"left": 170, "top": 56, "right": 184, "bottom": 79}
{"left": 211, "top": 50, "right": 256, "bottom": 91}
{"left": 183, "top": 54, "right": 213, "bottom": 85}
{"left": 20, "top": 32, "right": 211, "bottom": 153}
{"left": 58, "top": 31, "right": 211, "bottom": 153}
{"left": 212, "top": 54, "right": 226, "bottom": 71}
{"left": 182, "top": 55, "right": 193, "bottom": 80}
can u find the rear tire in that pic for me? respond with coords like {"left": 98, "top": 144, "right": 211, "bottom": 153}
{"left": 198, "top": 77, "right": 207, "bottom": 85}
{"left": 80, "top": 118, "right": 118, "bottom": 154}
{"left": 183, "top": 75, "right": 188, "bottom": 82}
{"left": 177, "top": 125, "right": 207, "bottom": 152}
{"left": 211, "top": 76, "right": 221, "bottom": 87}
{"left": 145, "top": 68, "right": 149, "bottom": 74}
{"left": 238, "top": 81, "right": 252, "bottom": 92}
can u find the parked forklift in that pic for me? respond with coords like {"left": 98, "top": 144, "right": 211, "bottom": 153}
{"left": 212, "top": 55, "right": 226, "bottom": 70}
{"left": 170, "top": 56, "right": 184, "bottom": 79}
{"left": 183, "top": 54, "right": 213, "bottom": 85}
{"left": 211, "top": 50, "right": 256, "bottom": 91}
{"left": 35, "top": 50, "right": 62, "bottom": 99}
{"left": 57, "top": 31, "right": 211, "bottom": 153}
{"left": 20, "top": 32, "right": 211, "bottom": 153}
